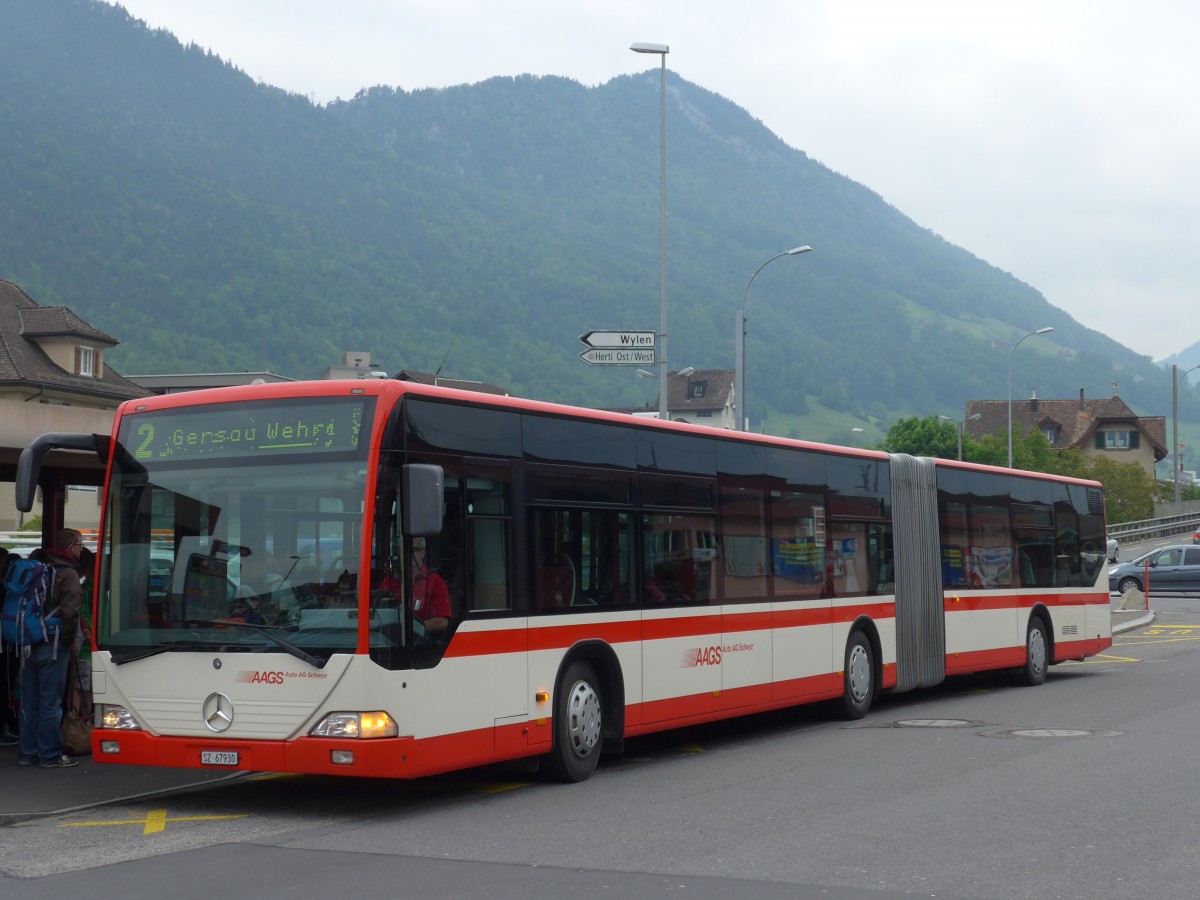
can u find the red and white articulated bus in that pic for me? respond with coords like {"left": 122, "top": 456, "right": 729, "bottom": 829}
{"left": 16, "top": 380, "right": 1112, "bottom": 782}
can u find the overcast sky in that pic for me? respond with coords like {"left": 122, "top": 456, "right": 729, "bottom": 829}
{"left": 111, "top": 0, "right": 1198, "bottom": 362}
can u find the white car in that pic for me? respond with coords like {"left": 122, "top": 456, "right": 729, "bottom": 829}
{"left": 1107, "top": 537, "right": 1119, "bottom": 563}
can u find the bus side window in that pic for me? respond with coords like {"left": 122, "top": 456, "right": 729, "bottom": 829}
{"left": 534, "top": 509, "right": 576, "bottom": 610}
{"left": 642, "top": 512, "right": 715, "bottom": 605}
{"left": 465, "top": 463, "right": 511, "bottom": 612}
{"left": 468, "top": 519, "right": 510, "bottom": 610}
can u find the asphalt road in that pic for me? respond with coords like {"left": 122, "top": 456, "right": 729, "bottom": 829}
{"left": 4, "top": 557, "right": 1197, "bottom": 899}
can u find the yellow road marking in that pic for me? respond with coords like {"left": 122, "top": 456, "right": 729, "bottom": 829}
{"left": 60, "top": 808, "right": 251, "bottom": 835}
{"left": 143, "top": 808, "right": 166, "bottom": 834}
{"left": 1143, "top": 627, "right": 1200, "bottom": 636}
{"left": 678, "top": 743, "right": 704, "bottom": 754}
{"left": 1089, "top": 652, "right": 1141, "bottom": 662}
{"left": 1118, "top": 633, "right": 1200, "bottom": 646}
{"left": 1060, "top": 655, "right": 1136, "bottom": 666}
{"left": 477, "top": 782, "right": 528, "bottom": 794}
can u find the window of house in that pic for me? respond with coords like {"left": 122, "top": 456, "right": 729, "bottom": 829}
{"left": 77, "top": 346, "right": 95, "bottom": 378}
{"left": 1043, "top": 426, "right": 1057, "bottom": 444}
{"left": 691, "top": 381, "right": 707, "bottom": 399}
{"left": 1096, "top": 430, "right": 1139, "bottom": 450}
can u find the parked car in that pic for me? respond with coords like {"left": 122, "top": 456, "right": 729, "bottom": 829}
{"left": 1107, "top": 537, "right": 1119, "bottom": 562}
{"left": 1109, "top": 544, "right": 1200, "bottom": 594}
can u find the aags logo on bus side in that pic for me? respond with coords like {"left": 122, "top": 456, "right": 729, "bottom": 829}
{"left": 237, "top": 670, "right": 286, "bottom": 685}
{"left": 683, "top": 646, "right": 722, "bottom": 667}
{"left": 681, "top": 642, "right": 756, "bottom": 668}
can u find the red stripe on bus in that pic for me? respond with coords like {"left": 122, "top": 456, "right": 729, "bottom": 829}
{"left": 944, "top": 591, "right": 1108, "bottom": 613}
{"left": 444, "top": 600, "right": 901, "bottom": 658}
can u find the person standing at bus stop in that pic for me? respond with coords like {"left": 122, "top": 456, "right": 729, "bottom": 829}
{"left": 17, "top": 529, "right": 84, "bottom": 769}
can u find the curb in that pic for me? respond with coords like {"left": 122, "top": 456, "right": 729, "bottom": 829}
{"left": 1113, "top": 610, "right": 1155, "bottom": 633}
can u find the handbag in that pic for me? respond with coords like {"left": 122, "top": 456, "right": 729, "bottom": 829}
{"left": 61, "top": 650, "right": 93, "bottom": 756}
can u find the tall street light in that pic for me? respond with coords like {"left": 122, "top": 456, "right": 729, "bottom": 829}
{"left": 735, "top": 245, "right": 812, "bottom": 431}
{"left": 1008, "top": 326, "right": 1054, "bottom": 469}
{"left": 630, "top": 42, "right": 670, "bottom": 419}
{"left": 1172, "top": 363, "right": 1200, "bottom": 504}
{"left": 940, "top": 413, "right": 982, "bottom": 461}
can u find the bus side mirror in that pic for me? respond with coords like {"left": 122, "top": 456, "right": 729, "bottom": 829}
{"left": 15, "top": 433, "right": 111, "bottom": 512}
{"left": 402, "top": 464, "right": 444, "bottom": 537}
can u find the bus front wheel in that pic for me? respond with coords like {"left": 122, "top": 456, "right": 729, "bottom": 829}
{"left": 835, "top": 630, "right": 874, "bottom": 720}
{"left": 1017, "top": 616, "right": 1049, "bottom": 686}
{"left": 542, "top": 660, "right": 603, "bottom": 783}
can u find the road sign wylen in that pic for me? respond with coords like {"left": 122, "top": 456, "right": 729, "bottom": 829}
{"left": 579, "top": 331, "right": 656, "bottom": 350}
{"left": 578, "top": 330, "right": 657, "bottom": 366}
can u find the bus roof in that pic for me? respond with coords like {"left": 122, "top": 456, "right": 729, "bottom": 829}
{"left": 116, "top": 379, "right": 1102, "bottom": 489}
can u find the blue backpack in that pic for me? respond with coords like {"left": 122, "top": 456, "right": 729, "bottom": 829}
{"left": 1, "top": 559, "right": 60, "bottom": 660}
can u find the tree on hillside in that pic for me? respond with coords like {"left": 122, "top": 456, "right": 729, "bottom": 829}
{"left": 1081, "top": 456, "right": 1158, "bottom": 523}
{"left": 967, "top": 426, "right": 1085, "bottom": 476}
{"left": 878, "top": 416, "right": 961, "bottom": 459}
{"left": 876, "top": 419, "right": 1157, "bottom": 524}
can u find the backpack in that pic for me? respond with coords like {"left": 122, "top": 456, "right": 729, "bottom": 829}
{"left": 1, "top": 559, "right": 60, "bottom": 660}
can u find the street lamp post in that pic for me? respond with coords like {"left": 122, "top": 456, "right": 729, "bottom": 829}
{"left": 1173, "top": 363, "right": 1200, "bottom": 504}
{"left": 1007, "top": 326, "right": 1054, "bottom": 468}
{"left": 735, "top": 246, "right": 812, "bottom": 431}
{"left": 940, "top": 413, "right": 982, "bottom": 461}
{"left": 630, "top": 42, "right": 670, "bottom": 419}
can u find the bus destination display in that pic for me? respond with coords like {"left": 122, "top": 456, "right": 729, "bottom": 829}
{"left": 127, "top": 401, "right": 368, "bottom": 461}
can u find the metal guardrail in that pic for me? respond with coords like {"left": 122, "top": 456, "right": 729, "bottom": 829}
{"left": 1107, "top": 513, "right": 1199, "bottom": 544}
{"left": 0, "top": 532, "right": 99, "bottom": 552}
{"left": 0, "top": 533, "right": 44, "bottom": 550}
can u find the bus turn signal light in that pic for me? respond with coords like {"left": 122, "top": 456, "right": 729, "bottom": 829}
{"left": 310, "top": 711, "right": 398, "bottom": 739}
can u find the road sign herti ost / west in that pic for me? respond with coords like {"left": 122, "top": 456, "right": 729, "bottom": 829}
{"left": 579, "top": 348, "right": 657, "bottom": 366}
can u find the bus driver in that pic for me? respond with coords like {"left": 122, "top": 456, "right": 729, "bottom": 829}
{"left": 411, "top": 537, "right": 451, "bottom": 640}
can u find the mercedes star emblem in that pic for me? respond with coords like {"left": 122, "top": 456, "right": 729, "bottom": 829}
{"left": 202, "top": 692, "right": 234, "bottom": 733}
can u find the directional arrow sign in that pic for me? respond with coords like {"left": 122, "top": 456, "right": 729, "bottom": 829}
{"left": 579, "top": 330, "right": 656, "bottom": 350}
{"left": 579, "top": 348, "right": 657, "bottom": 366}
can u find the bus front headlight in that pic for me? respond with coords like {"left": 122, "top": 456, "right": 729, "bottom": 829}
{"left": 310, "top": 711, "right": 397, "bottom": 739}
{"left": 100, "top": 705, "right": 143, "bottom": 730}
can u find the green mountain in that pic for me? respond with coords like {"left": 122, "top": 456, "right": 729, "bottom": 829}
{"left": 2, "top": 0, "right": 1194, "bottom": 442}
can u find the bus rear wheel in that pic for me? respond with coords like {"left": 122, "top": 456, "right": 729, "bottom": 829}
{"left": 835, "top": 630, "right": 874, "bottom": 720}
{"left": 542, "top": 660, "right": 603, "bottom": 783}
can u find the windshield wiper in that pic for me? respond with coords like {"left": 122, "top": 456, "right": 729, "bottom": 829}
{"left": 111, "top": 620, "right": 327, "bottom": 668}
{"left": 110, "top": 639, "right": 223, "bottom": 665}
{"left": 212, "top": 619, "right": 328, "bottom": 668}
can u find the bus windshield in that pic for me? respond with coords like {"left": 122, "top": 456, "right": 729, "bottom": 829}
{"left": 96, "top": 397, "right": 382, "bottom": 664}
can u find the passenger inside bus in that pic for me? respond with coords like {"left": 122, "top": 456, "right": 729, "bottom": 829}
{"left": 535, "top": 520, "right": 576, "bottom": 609}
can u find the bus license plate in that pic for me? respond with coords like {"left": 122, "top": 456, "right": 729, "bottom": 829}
{"left": 201, "top": 750, "right": 238, "bottom": 766}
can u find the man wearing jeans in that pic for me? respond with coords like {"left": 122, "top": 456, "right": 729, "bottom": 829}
{"left": 18, "top": 529, "right": 84, "bottom": 769}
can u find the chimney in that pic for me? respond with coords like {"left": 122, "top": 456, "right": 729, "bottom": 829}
{"left": 1079, "top": 388, "right": 1085, "bottom": 410}
{"left": 1029, "top": 387, "right": 1038, "bottom": 413}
